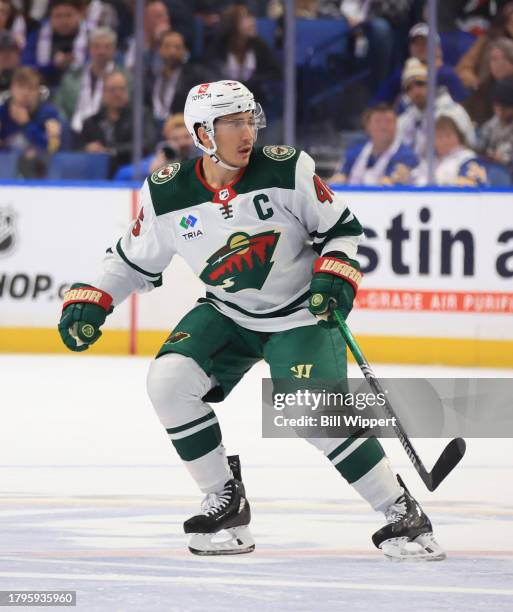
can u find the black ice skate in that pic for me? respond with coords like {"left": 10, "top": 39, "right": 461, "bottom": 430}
{"left": 184, "top": 455, "right": 254, "bottom": 555}
{"left": 372, "top": 475, "right": 446, "bottom": 561}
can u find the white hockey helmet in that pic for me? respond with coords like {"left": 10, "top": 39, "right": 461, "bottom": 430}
{"left": 184, "top": 80, "right": 266, "bottom": 169}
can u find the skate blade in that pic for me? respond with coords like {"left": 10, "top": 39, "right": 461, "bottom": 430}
{"left": 188, "top": 526, "right": 255, "bottom": 556}
{"left": 381, "top": 533, "right": 446, "bottom": 562}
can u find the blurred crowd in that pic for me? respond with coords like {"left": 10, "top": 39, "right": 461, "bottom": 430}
{"left": 329, "top": 0, "right": 513, "bottom": 187}
{"left": 0, "top": 0, "right": 511, "bottom": 186}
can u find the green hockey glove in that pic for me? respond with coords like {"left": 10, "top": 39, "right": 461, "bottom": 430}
{"left": 308, "top": 255, "right": 362, "bottom": 325}
{"left": 58, "top": 283, "right": 113, "bottom": 352}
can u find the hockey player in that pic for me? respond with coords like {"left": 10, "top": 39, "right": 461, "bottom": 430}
{"left": 58, "top": 80, "right": 445, "bottom": 561}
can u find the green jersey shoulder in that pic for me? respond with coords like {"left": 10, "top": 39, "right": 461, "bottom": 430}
{"left": 238, "top": 145, "right": 301, "bottom": 193}
{"left": 147, "top": 158, "right": 204, "bottom": 217}
{"left": 146, "top": 145, "right": 303, "bottom": 217}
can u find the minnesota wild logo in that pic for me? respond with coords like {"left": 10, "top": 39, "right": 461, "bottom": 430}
{"left": 165, "top": 331, "right": 190, "bottom": 344}
{"left": 150, "top": 162, "right": 180, "bottom": 184}
{"left": 200, "top": 231, "right": 280, "bottom": 293}
{"left": 263, "top": 145, "right": 296, "bottom": 161}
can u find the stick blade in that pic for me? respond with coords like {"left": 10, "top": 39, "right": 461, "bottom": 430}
{"left": 427, "top": 438, "right": 466, "bottom": 491}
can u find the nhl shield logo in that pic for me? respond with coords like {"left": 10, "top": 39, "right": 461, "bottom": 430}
{"left": 218, "top": 188, "right": 230, "bottom": 201}
{"left": 0, "top": 207, "right": 16, "bottom": 256}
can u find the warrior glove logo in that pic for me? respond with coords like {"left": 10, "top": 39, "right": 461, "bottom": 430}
{"left": 200, "top": 231, "right": 280, "bottom": 293}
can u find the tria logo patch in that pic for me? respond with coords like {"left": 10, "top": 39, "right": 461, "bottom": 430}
{"left": 180, "top": 214, "right": 197, "bottom": 229}
{"left": 199, "top": 230, "right": 280, "bottom": 293}
{"left": 178, "top": 210, "right": 204, "bottom": 241}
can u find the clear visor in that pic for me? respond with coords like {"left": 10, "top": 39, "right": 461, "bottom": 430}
{"left": 214, "top": 103, "right": 267, "bottom": 132}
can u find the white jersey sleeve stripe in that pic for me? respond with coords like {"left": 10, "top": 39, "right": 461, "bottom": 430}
{"left": 116, "top": 239, "right": 163, "bottom": 280}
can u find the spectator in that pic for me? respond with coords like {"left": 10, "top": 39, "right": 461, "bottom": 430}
{"left": 463, "top": 37, "right": 513, "bottom": 124}
{"left": 477, "top": 76, "right": 513, "bottom": 171}
{"left": 398, "top": 58, "right": 475, "bottom": 158}
{"left": 438, "top": 0, "right": 508, "bottom": 35}
{"left": 149, "top": 111, "right": 195, "bottom": 169}
{"left": 456, "top": 1, "right": 513, "bottom": 90}
{"left": 338, "top": 0, "right": 401, "bottom": 90}
{"left": 124, "top": 0, "right": 171, "bottom": 73}
{"left": 206, "top": 4, "right": 280, "bottom": 106}
{"left": 84, "top": 0, "right": 119, "bottom": 32}
{"left": 375, "top": 23, "right": 468, "bottom": 108}
{"left": 0, "top": 31, "right": 20, "bottom": 100}
{"left": 9, "top": 2, "right": 39, "bottom": 36}
{"left": 0, "top": 0, "right": 26, "bottom": 48}
{"left": 114, "top": 112, "right": 196, "bottom": 180}
{"left": 413, "top": 112, "right": 487, "bottom": 187}
{"left": 146, "top": 29, "right": 213, "bottom": 123}
{"left": 78, "top": 70, "right": 157, "bottom": 176}
{"left": 22, "top": 0, "right": 89, "bottom": 88}
{"left": 330, "top": 103, "right": 418, "bottom": 186}
{"left": 0, "top": 66, "right": 62, "bottom": 153}
{"left": 161, "top": 0, "right": 194, "bottom": 46}
{"left": 53, "top": 27, "right": 120, "bottom": 133}
{"left": 294, "top": 0, "right": 320, "bottom": 18}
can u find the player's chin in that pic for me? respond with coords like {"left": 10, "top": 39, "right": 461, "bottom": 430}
{"left": 235, "top": 148, "right": 252, "bottom": 166}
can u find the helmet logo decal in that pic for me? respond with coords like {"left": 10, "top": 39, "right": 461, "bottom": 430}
{"left": 198, "top": 83, "right": 210, "bottom": 94}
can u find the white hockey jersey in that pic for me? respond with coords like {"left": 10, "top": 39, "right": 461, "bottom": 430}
{"left": 96, "top": 146, "right": 364, "bottom": 332}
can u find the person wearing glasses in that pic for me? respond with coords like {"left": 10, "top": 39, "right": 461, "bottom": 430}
{"left": 398, "top": 57, "right": 475, "bottom": 160}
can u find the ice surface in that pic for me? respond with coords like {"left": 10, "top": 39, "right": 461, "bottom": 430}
{"left": 1, "top": 355, "right": 512, "bottom": 611}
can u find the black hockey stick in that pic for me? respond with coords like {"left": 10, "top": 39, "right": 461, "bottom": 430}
{"left": 333, "top": 311, "right": 466, "bottom": 491}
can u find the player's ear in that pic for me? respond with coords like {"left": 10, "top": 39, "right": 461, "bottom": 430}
{"left": 197, "top": 126, "right": 213, "bottom": 149}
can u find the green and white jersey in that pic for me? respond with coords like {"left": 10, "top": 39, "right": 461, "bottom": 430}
{"left": 98, "top": 146, "right": 364, "bottom": 332}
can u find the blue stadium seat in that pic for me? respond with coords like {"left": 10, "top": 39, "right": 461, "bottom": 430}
{"left": 0, "top": 151, "right": 20, "bottom": 179}
{"left": 296, "top": 19, "right": 350, "bottom": 66}
{"left": 47, "top": 152, "right": 110, "bottom": 180}
{"left": 256, "top": 18, "right": 277, "bottom": 49}
{"left": 191, "top": 17, "right": 205, "bottom": 60}
{"left": 440, "top": 31, "right": 476, "bottom": 66}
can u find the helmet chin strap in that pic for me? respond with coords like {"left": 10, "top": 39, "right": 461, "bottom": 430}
{"left": 210, "top": 152, "right": 241, "bottom": 171}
